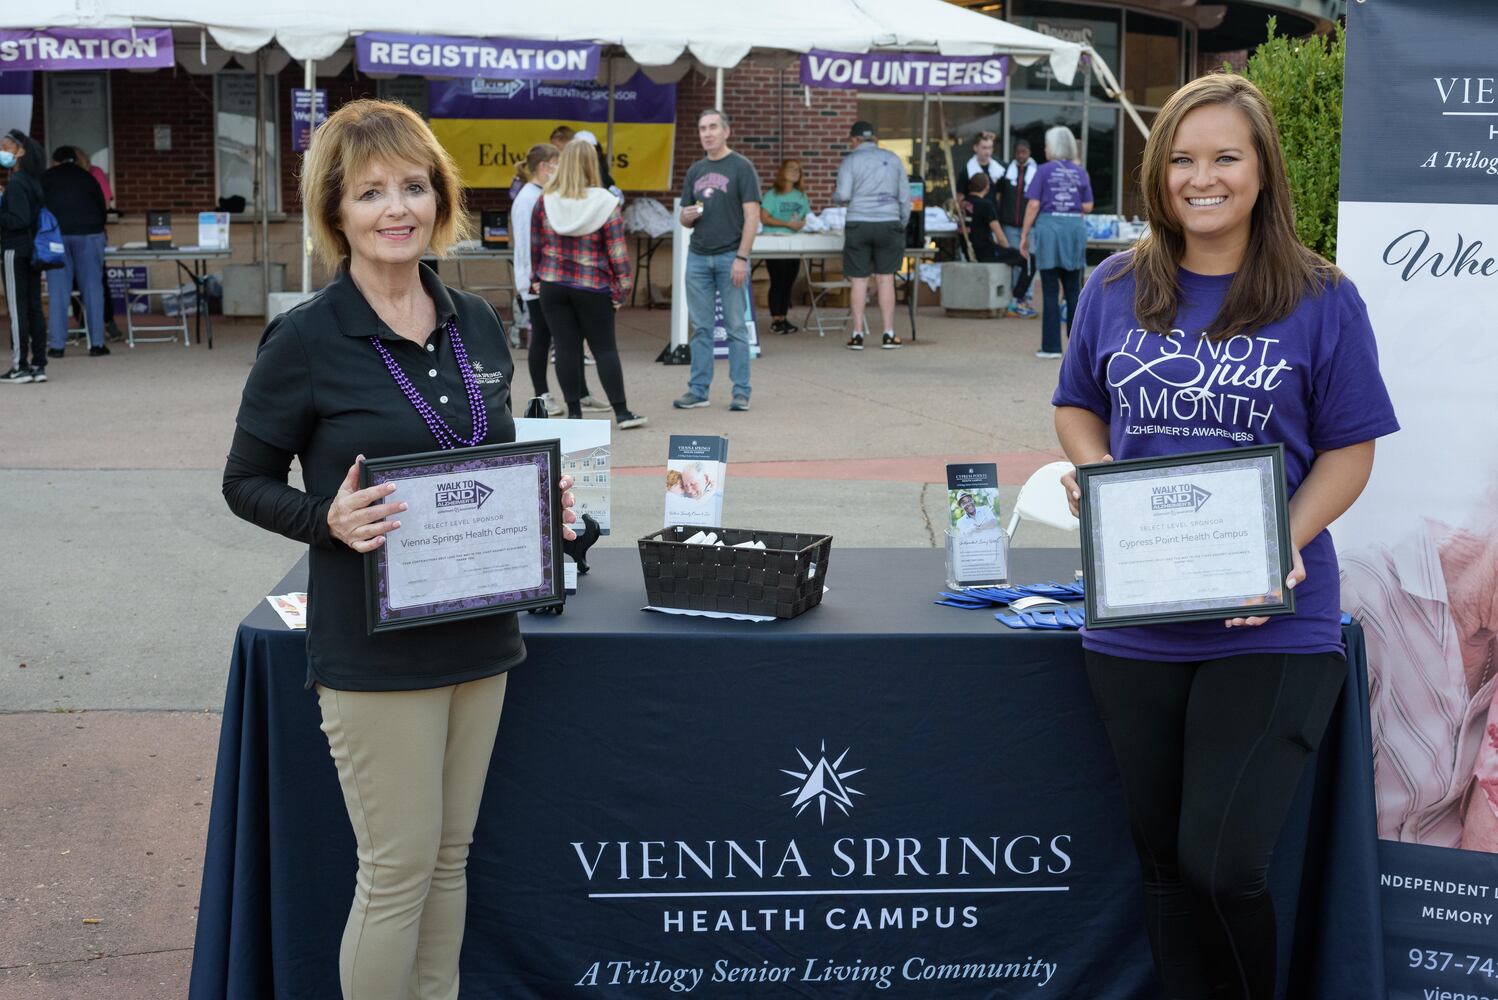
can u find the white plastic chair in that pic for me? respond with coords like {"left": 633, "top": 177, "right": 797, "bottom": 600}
{"left": 1006, "top": 460, "right": 1081, "bottom": 541}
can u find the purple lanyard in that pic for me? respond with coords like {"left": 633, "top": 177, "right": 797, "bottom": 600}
{"left": 369, "top": 317, "right": 488, "bottom": 450}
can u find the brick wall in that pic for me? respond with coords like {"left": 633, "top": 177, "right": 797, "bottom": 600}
{"left": 652, "top": 62, "right": 858, "bottom": 210}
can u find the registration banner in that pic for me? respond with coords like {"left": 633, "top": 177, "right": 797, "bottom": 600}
{"left": 355, "top": 33, "right": 598, "bottom": 81}
{"left": 0, "top": 29, "right": 172, "bottom": 71}
{"left": 1336, "top": 1, "right": 1498, "bottom": 995}
{"left": 427, "top": 72, "right": 676, "bottom": 191}
{"left": 800, "top": 49, "right": 1007, "bottom": 94}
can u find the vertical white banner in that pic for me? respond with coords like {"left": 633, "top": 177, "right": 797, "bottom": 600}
{"left": 1337, "top": 1, "right": 1498, "bottom": 995}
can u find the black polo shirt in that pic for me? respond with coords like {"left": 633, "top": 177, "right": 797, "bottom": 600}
{"left": 232, "top": 263, "right": 523, "bottom": 691}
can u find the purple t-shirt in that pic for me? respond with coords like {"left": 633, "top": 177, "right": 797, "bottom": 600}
{"left": 1052, "top": 253, "right": 1400, "bottom": 661}
{"left": 1026, "top": 160, "right": 1093, "bottom": 215}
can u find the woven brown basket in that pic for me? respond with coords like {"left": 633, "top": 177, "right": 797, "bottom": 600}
{"left": 638, "top": 526, "right": 833, "bottom": 619}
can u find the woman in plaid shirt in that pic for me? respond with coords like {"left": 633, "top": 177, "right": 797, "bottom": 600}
{"left": 529, "top": 140, "right": 646, "bottom": 428}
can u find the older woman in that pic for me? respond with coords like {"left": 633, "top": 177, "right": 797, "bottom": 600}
{"left": 221, "top": 99, "right": 575, "bottom": 1000}
{"left": 1020, "top": 126, "right": 1093, "bottom": 359}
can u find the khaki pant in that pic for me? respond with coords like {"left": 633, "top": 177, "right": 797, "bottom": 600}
{"left": 316, "top": 672, "right": 508, "bottom": 1000}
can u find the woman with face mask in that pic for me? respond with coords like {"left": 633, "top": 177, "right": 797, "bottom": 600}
{"left": 0, "top": 129, "right": 49, "bottom": 383}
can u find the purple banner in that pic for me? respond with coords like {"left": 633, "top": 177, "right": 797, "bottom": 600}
{"left": 800, "top": 49, "right": 1007, "bottom": 94}
{"left": 0, "top": 29, "right": 173, "bottom": 72}
{"left": 428, "top": 71, "right": 675, "bottom": 124}
{"left": 356, "top": 33, "right": 598, "bottom": 81}
{"left": 291, "top": 88, "right": 328, "bottom": 152}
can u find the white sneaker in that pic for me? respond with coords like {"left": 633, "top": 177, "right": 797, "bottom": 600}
{"left": 540, "top": 392, "right": 563, "bottom": 417}
{"left": 580, "top": 395, "right": 610, "bottom": 411}
{"left": 1035, "top": 351, "right": 1063, "bottom": 359}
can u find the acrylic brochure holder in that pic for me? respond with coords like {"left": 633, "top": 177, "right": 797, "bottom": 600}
{"left": 945, "top": 527, "right": 1009, "bottom": 591}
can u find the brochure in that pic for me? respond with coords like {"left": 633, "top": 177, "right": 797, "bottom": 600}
{"left": 945, "top": 463, "right": 1007, "bottom": 587}
{"left": 265, "top": 592, "right": 308, "bottom": 629}
{"left": 665, "top": 435, "right": 729, "bottom": 528}
{"left": 513, "top": 417, "right": 612, "bottom": 534}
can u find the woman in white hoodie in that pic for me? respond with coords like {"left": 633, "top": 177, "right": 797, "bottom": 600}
{"left": 529, "top": 140, "right": 645, "bottom": 427}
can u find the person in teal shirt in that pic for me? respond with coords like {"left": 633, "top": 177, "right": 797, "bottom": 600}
{"left": 759, "top": 159, "right": 811, "bottom": 334}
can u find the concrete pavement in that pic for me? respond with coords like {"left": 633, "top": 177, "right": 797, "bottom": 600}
{"left": 0, "top": 301, "right": 1074, "bottom": 997}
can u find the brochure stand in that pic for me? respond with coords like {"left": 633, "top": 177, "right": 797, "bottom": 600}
{"left": 945, "top": 527, "right": 1009, "bottom": 591}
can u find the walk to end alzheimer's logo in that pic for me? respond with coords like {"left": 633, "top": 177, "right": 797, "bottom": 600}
{"left": 566, "top": 738, "right": 1071, "bottom": 993}
{"left": 434, "top": 479, "right": 493, "bottom": 511}
{"left": 1106, "top": 327, "right": 1293, "bottom": 443}
{"left": 1150, "top": 483, "right": 1211, "bottom": 515}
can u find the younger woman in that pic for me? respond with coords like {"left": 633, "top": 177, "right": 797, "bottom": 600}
{"left": 1051, "top": 74, "right": 1399, "bottom": 999}
{"left": 759, "top": 158, "right": 810, "bottom": 334}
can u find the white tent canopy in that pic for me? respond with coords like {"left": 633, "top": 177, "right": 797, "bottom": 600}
{"left": 9, "top": 0, "right": 1085, "bottom": 83}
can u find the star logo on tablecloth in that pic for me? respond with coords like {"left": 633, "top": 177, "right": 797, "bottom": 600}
{"left": 471, "top": 360, "right": 485, "bottom": 372}
{"left": 781, "top": 741, "right": 864, "bottom": 825}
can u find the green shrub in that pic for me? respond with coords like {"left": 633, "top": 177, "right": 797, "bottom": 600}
{"left": 1241, "top": 16, "right": 1345, "bottom": 260}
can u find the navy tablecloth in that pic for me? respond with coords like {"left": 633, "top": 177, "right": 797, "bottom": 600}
{"left": 189, "top": 548, "right": 1384, "bottom": 999}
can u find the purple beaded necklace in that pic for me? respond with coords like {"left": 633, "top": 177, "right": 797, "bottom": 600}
{"left": 369, "top": 317, "right": 488, "bottom": 450}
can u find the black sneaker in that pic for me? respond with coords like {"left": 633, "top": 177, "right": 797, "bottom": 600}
{"left": 847, "top": 333, "right": 865, "bottom": 351}
{"left": 46, "top": 348, "right": 65, "bottom": 359}
{"left": 1, "top": 367, "right": 33, "bottom": 384}
{"left": 28, "top": 366, "right": 47, "bottom": 383}
{"left": 616, "top": 411, "right": 649, "bottom": 430}
{"left": 89, "top": 345, "right": 111, "bottom": 357}
{"left": 881, "top": 333, "right": 903, "bottom": 350}
{"left": 106, "top": 321, "right": 126, "bottom": 342}
{"left": 781, "top": 320, "right": 799, "bottom": 334}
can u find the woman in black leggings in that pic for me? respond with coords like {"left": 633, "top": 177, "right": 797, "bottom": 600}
{"left": 528, "top": 140, "right": 645, "bottom": 428}
{"left": 1050, "top": 75, "right": 1399, "bottom": 998}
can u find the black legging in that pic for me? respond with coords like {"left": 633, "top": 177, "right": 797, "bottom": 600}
{"left": 523, "top": 295, "right": 591, "bottom": 402}
{"left": 1039, "top": 267, "right": 1081, "bottom": 354}
{"left": 537, "top": 282, "right": 628, "bottom": 418}
{"left": 766, "top": 258, "right": 799, "bottom": 319}
{"left": 1084, "top": 649, "right": 1346, "bottom": 1000}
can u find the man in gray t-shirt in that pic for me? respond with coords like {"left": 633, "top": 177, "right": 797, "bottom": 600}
{"left": 674, "top": 108, "right": 760, "bottom": 412}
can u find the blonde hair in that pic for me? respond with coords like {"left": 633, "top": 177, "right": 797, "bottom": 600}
{"left": 544, "top": 139, "right": 602, "bottom": 199}
{"left": 1111, "top": 72, "right": 1338, "bottom": 340}
{"left": 300, "top": 99, "right": 472, "bottom": 269}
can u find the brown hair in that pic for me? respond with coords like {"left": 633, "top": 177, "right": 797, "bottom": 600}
{"left": 545, "top": 139, "right": 602, "bottom": 199}
{"left": 549, "top": 125, "right": 575, "bottom": 146}
{"left": 772, "top": 159, "right": 804, "bottom": 194}
{"left": 1112, "top": 73, "right": 1338, "bottom": 340}
{"left": 301, "top": 99, "right": 471, "bottom": 269}
{"left": 515, "top": 142, "right": 560, "bottom": 184}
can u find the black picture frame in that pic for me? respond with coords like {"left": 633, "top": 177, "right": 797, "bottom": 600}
{"left": 359, "top": 440, "right": 564, "bottom": 634}
{"left": 1077, "top": 444, "right": 1295, "bottom": 630}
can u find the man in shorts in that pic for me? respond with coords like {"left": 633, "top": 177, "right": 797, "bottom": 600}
{"left": 833, "top": 121, "right": 911, "bottom": 350}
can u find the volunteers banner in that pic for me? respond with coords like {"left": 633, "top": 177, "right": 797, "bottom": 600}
{"left": 1335, "top": 1, "right": 1498, "bottom": 996}
{"left": 427, "top": 72, "right": 676, "bottom": 191}
{"left": 356, "top": 33, "right": 598, "bottom": 81}
{"left": 800, "top": 50, "right": 1007, "bottom": 94}
{"left": 0, "top": 29, "right": 173, "bottom": 71}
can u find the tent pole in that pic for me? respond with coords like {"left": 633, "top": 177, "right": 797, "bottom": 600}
{"left": 714, "top": 67, "right": 723, "bottom": 109}
{"left": 255, "top": 49, "right": 269, "bottom": 313}
{"left": 917, "top": 92, "right": 929, "bottom": 179}
{"left": 302, "top": 58, "right": 314, "bottom": 293}
{"left": 605, "top": 57, "right": 616, "bottom": 165}
{"left": 937, "top": 95, "right": 975, "bottom": 262}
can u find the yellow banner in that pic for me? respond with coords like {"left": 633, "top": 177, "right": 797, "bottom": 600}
{"left": 429, "top": 119, "right": 675, "bottom": 191}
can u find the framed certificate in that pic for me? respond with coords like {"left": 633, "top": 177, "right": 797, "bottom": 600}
{"left": 1077, "top": 445, "right": 1294, "bottom": 629}
{"left": 360, "top": 440, "right": 564, "bottom": 634}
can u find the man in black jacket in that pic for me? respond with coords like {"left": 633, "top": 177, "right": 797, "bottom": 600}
{"left": 42, "top": 146, "right": 109, "bottom": 357}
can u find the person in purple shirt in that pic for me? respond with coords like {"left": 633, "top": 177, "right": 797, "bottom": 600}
{"left": 1021, "top": 126, "right": 1093, "bottom": 359}
{"left": 1050, "top": 74, "right": 1398, "bottom": 999}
